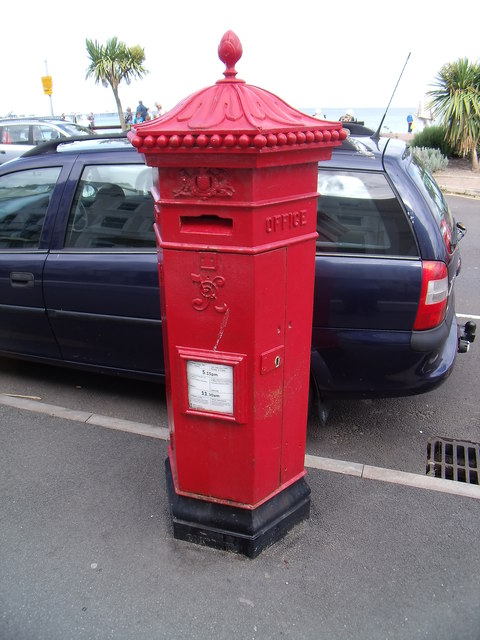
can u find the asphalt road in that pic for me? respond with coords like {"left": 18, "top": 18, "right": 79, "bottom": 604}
{"left": 1, "top": 195, "right": 479, "bottom": 639}
{"left": 1, "top": 404, "right": 479, "bottom": 640}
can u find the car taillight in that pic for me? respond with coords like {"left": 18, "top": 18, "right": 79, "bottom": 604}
{"left": 414, "top": 261, "right": 449, "bottom": 330}
{"left": 440, "top": 219, "right": 452, "bottom": 253}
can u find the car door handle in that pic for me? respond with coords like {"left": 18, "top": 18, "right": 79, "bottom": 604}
{"left": 10, "top": 272, "right": 35, "bottom": 288}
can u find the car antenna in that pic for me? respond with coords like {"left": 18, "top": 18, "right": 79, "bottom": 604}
{"left": 372, "top": 52, "right": 411, "bottom": 141}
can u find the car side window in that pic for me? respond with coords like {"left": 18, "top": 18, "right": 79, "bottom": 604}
{"left": 316, "top": 170, "right": 418, "bottom": 257}
{"left": 33, "top": 125, "right": 62, "bottom": 144}
{"left": 1, "top": 124, "right": 30, "bottom": 144}
{"left": 64, "top": 164, "right": 155, "bottom": 250}
{"left": 0, "top": 167, "right": 61, "bottom": 249}
{"left": 407, "top": 156, "right": 455, "bottom": 253}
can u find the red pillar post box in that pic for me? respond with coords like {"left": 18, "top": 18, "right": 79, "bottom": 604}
{"left": 129, "top": 31, "right": 346, "bottom": 557}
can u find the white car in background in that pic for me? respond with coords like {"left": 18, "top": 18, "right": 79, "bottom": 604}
{"left": 0, "top": 118, "right": 93, "bottom": 164}
{"left": 73, "top": 114, "right": 92, "bottom": 128}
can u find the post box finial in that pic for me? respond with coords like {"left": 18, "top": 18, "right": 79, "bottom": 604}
{"left": 218, "top": 31, "right": 243, "bottom": 79}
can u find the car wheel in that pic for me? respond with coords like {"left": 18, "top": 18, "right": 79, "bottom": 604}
{"left": 309, "top": 377, "right": 331, "bottom": 427}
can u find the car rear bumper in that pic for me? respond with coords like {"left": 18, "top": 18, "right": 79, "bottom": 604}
{"left": 410, "top": 294, "right": 455, "bottom": 352}
{"left": 311, "top": 312, "right": 458, "bottom": 398}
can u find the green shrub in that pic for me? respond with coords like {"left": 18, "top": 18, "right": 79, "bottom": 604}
{"left": 412, "top": 147, "right": 449, "bottom": 172}
{"left": 411, "top": 125, "right": 454, "bottom": 156}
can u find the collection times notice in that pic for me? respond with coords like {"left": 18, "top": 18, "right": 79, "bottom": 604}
{"left": 186, "top": 361, "right": 234, "bottom": 415}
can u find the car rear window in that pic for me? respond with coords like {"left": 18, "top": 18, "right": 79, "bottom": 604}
{"left": 64, "top": 164, "right": 155, "bottom": 250}
{"left": 316, "top": 169, "right": 418, "bottom": 257}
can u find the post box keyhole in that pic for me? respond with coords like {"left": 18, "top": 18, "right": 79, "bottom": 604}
{"left": 275, "top": 355, "right": 281, "bottom": 368}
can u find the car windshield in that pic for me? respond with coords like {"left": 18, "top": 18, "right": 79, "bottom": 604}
{"left": 57, "top": 123, "right": 93, "bottom": 136}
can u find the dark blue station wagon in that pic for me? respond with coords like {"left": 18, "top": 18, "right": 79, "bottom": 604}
{"left": 0, "top": 134, "right": 470, "bottom": 422}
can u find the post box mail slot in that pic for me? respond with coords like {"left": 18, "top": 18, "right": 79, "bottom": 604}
{"left": 180, "top": 215, "right": 233, "bottom": 235}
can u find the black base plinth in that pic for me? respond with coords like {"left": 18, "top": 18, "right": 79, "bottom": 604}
{"left": 165, "top": 458, "right": 311, "bottom": 558}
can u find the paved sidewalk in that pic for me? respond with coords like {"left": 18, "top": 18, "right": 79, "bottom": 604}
{"left": 384, "top": 133, "right": 480, "bottom": 199}
{"left": 434, "top": 166, "right": 480, "bottom": 198}
{"left": 1, "top": 403, "right": 480, "bottom": 640}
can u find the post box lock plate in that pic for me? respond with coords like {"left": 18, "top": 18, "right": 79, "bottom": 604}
{"left": 260, "top": 346, "right": 284, "bottom": 375}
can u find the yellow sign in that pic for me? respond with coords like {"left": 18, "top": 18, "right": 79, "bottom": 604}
{"left": 41, "top": 75, "right": 53, "bottom": 95}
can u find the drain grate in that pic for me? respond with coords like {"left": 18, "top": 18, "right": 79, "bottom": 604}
{"left": 426, "top": 437, "right": 480, "bottom": 484}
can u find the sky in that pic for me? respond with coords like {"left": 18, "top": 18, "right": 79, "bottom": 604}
{"left": 3, "top": 0, "right": 480, "bottom": 118}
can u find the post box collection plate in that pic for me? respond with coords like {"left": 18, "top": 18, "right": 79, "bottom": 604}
{"left": 177, "top": 346, "right": 247, "bottom": 423}
{"left": 186, "top": 360, "right": 233, "bottom": 415}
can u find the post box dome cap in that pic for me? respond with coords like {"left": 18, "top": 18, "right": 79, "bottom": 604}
{"left": 128, "top": 31, "right": 347, "bottom": 154}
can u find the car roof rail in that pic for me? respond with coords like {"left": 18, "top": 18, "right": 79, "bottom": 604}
{"left": 0, "top": 115, "right": 64, "bottom": 122}
{"left": 21, "top": 132, "right": 128, "bottom": 157}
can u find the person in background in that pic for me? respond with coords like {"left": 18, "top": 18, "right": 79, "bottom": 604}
{"left": 339, "top": 109, "right": 355, "bottom": 123}
{"left": 155, "top": 102, "right": 164, "bottom": 117}
{"left": 124, "top": 107, "right": 133, "bottom": 128}
{"left": 135, "top": 101, "right": 147, "bottom": 121}
{"left": 133, "top": 111, "right": 144, "bottom": 124}
{"left": 87, "top": 112, "right": 95, "bottom": 129}
{"left": 407, "top": 113, "right": 414, "bottom": 133}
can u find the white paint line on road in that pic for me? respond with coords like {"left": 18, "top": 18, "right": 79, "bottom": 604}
{"left": 0, "top": 393, "right": 169, "bottom": 440}
{"left": 362, "top": 465, "right": 480, "bottom": 500}
{"left": 304, "top": 454, "right": 363, "bottom": 477}
{"left": 457, "top": 313, "right": 480, "bottom": 320}
{"left": 1, "top": 393, "right": 479, "bottom": 501}
{"left": 1, "top": 393, "right": 92, "bottom": 423}
{"left": 86, "top": 413, "right": 170, "bottom": 440}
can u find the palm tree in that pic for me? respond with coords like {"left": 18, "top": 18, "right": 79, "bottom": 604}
{"left": 427, "top": 58, "right": 480, "bottom": 171}
{"left": 85, "top": 37, "right": 148, "bottom": 131}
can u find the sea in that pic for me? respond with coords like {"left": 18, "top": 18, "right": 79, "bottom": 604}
{"left": 301, "top": 107, "right": 427, "bottom": 134}
{"left": 92, "top": 106, "right": 426, "bottom": 135}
